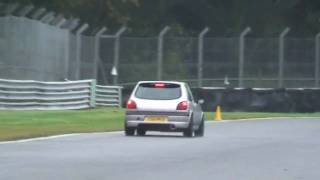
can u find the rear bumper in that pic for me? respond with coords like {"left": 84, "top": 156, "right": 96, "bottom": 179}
{"left": 125, "top": 110, "right": 191, "bottom": 131}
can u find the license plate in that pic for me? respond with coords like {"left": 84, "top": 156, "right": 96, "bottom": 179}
{"left": 144, "top": 116, "right": 168, "bottom": 123}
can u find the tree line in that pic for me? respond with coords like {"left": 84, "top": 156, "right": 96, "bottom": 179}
{"left": 1, "top": 0, "right": 320, "bottom": 36}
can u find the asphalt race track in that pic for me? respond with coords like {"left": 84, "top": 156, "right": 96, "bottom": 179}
{"left": 0, "top": 118, "right": 320, "bottom": 180}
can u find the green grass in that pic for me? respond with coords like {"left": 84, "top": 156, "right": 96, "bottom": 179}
{"left": 0, "top": 108, "right": 319, "bottom": 141}
{"left": 0, "top": 108, "right": 125, "bottom": 141}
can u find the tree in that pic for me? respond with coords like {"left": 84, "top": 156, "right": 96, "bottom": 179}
{"left": 1, "top": 0, "right": 320, "bottom": 36}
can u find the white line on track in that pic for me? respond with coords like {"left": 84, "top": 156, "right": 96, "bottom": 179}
{"left": 0, "top": 131, "right": 123, "bottom": 145}
{"left": 0, "top": 134, "right": 81, "bottom": 145}
{"left": 207, "top": 116, "right": 320, "bottom": 123}
{"left": 0, "top": 117, "right": 318, "bottom": 144}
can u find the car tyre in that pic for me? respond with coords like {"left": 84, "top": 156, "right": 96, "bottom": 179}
{"left": 125, "top": 126, "right": 135, "bottom": 136}
{"left": 183, "top": 116, "right": 193, "bottom": 137}
{"left": 195, "top": 117, "right": 204, "bottom": 137}
{"left": 137, "top": 129, "right": 146, "bottom": 136}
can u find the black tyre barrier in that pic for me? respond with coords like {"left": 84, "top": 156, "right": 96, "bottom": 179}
{"left": 195, "top": 88, "right": 320, "bottom": 112}
{"left": 122, "top": 87, "right": 320, "bottom": 112}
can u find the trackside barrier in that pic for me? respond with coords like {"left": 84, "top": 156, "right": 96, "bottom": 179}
{"left": 96, "top": 85, "right": 122, "bottom": 108}
{"left": 121, "top": 87, "right": 320, "bottom": 112}
{"left": 0, "top": 79, "right": 96, "bottom": 110}
{"left": 193, "top": 87, "right": 320, "bottom": 112}
{"left": 0, "top": 79, "right": 123, "bottom": 110}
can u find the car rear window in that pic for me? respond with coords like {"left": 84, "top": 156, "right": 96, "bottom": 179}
{"left": 135, "top": 83, "right": 181, "bottom": 100}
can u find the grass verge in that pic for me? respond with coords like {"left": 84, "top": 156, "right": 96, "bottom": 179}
{"left": 0, "top": 108, "right": 319, "bottom": 141}
{"left": 0, "top": 108, "right": 125, "bottom": 141}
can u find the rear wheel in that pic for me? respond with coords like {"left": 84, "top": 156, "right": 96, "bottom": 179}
{"left": 137, "top": 129, "right": 146, "bottom": 136}
{"left": 183, "top": 117, "right": 193, "bottom": 137}
{"left": 195, "top": 117, "right": 205, "bottom": 137}
{"left": 125, "top": 124, "right": 135, "bottom": 136}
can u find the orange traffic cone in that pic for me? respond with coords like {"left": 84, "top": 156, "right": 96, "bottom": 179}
{"left": 214, "top": 105, "right": 222, "bottom": 121}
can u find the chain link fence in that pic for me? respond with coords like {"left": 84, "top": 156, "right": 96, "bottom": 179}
{"left": 102, "top": 36, "right": 319, "bottom": 88}
{"left": 1, "top": 15, "right": 320, "bottom": 88}
{"left": 203, "top": 38, "right": 239, "bottom": 87}
{"left": 0, "top": 16, "right": 69, "bottom": 81}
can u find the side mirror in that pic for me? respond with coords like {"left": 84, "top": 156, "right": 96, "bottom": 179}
{"left": 198, "top": 99, "right": 204, "bottom": 104}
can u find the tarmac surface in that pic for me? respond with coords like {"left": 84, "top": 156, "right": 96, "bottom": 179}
{"left": 1, "top": 118, "right": 320, "bottom": 180}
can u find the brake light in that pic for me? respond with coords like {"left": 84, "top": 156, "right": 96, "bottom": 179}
{"left": 154, "top": 83, "right": 166, "bottom": 88}
{"left": 126, "top": 100, "right": 137, "bottom": 109}
{"left": 177, "top": 101, "right": 189, "bottom": 110}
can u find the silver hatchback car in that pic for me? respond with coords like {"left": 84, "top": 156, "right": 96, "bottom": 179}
{"left": 125, "top": 81, "right": 205, "bottom": 137}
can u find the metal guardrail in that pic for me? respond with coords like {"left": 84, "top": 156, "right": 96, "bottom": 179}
{"left": 0, "top": 79, "right": 123, "bottom": 110}
{"left": 96, "top": 85, "right": 122, "bottom": 108}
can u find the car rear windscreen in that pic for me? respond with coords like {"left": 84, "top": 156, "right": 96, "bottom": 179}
{"left": 135, "top": 83, "right": 181, "bottom": 100}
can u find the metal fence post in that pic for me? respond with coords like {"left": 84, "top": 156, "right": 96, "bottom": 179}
{"left": 278, "top": 27, "right": 290, "bottom": 88}
{"left": 198, "top": 27, "right": 210, "bottom": 87}
{"left": 113, "top": 26, "right": 126, "bottom": 85}
{"left": 94, "top": 27, "right": 107, "bottom": 82}
{"left": 75, "top": 24, "right": 89, "bottom": 80}
{"left": 30, "top": 8, "right": 46, "bottom": 20}
{"left": 64, "top": 30, "right": 70, "bottom": 81}
{"left": 50, "top": 14, "right": 64, "bottom": 26}
{"left": 63, "top": 18, "right": 80, "bottom": 31}
{"left": 238, "top": 27, "right": 251, "bottom": 87}
{"left": 40, "top": 12, "right": 55, "bottom": 24}
{"left": 157, "top": 26, "right": 170, "bottom": 80}
{"left": 315, "top": 32, "right": 320, "bottom": 87}
{"left": 56, "top": 18, "right": 66, "bottom": 28}
{"left": 16, "top": 5, "right": 34, "bottom": 17}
